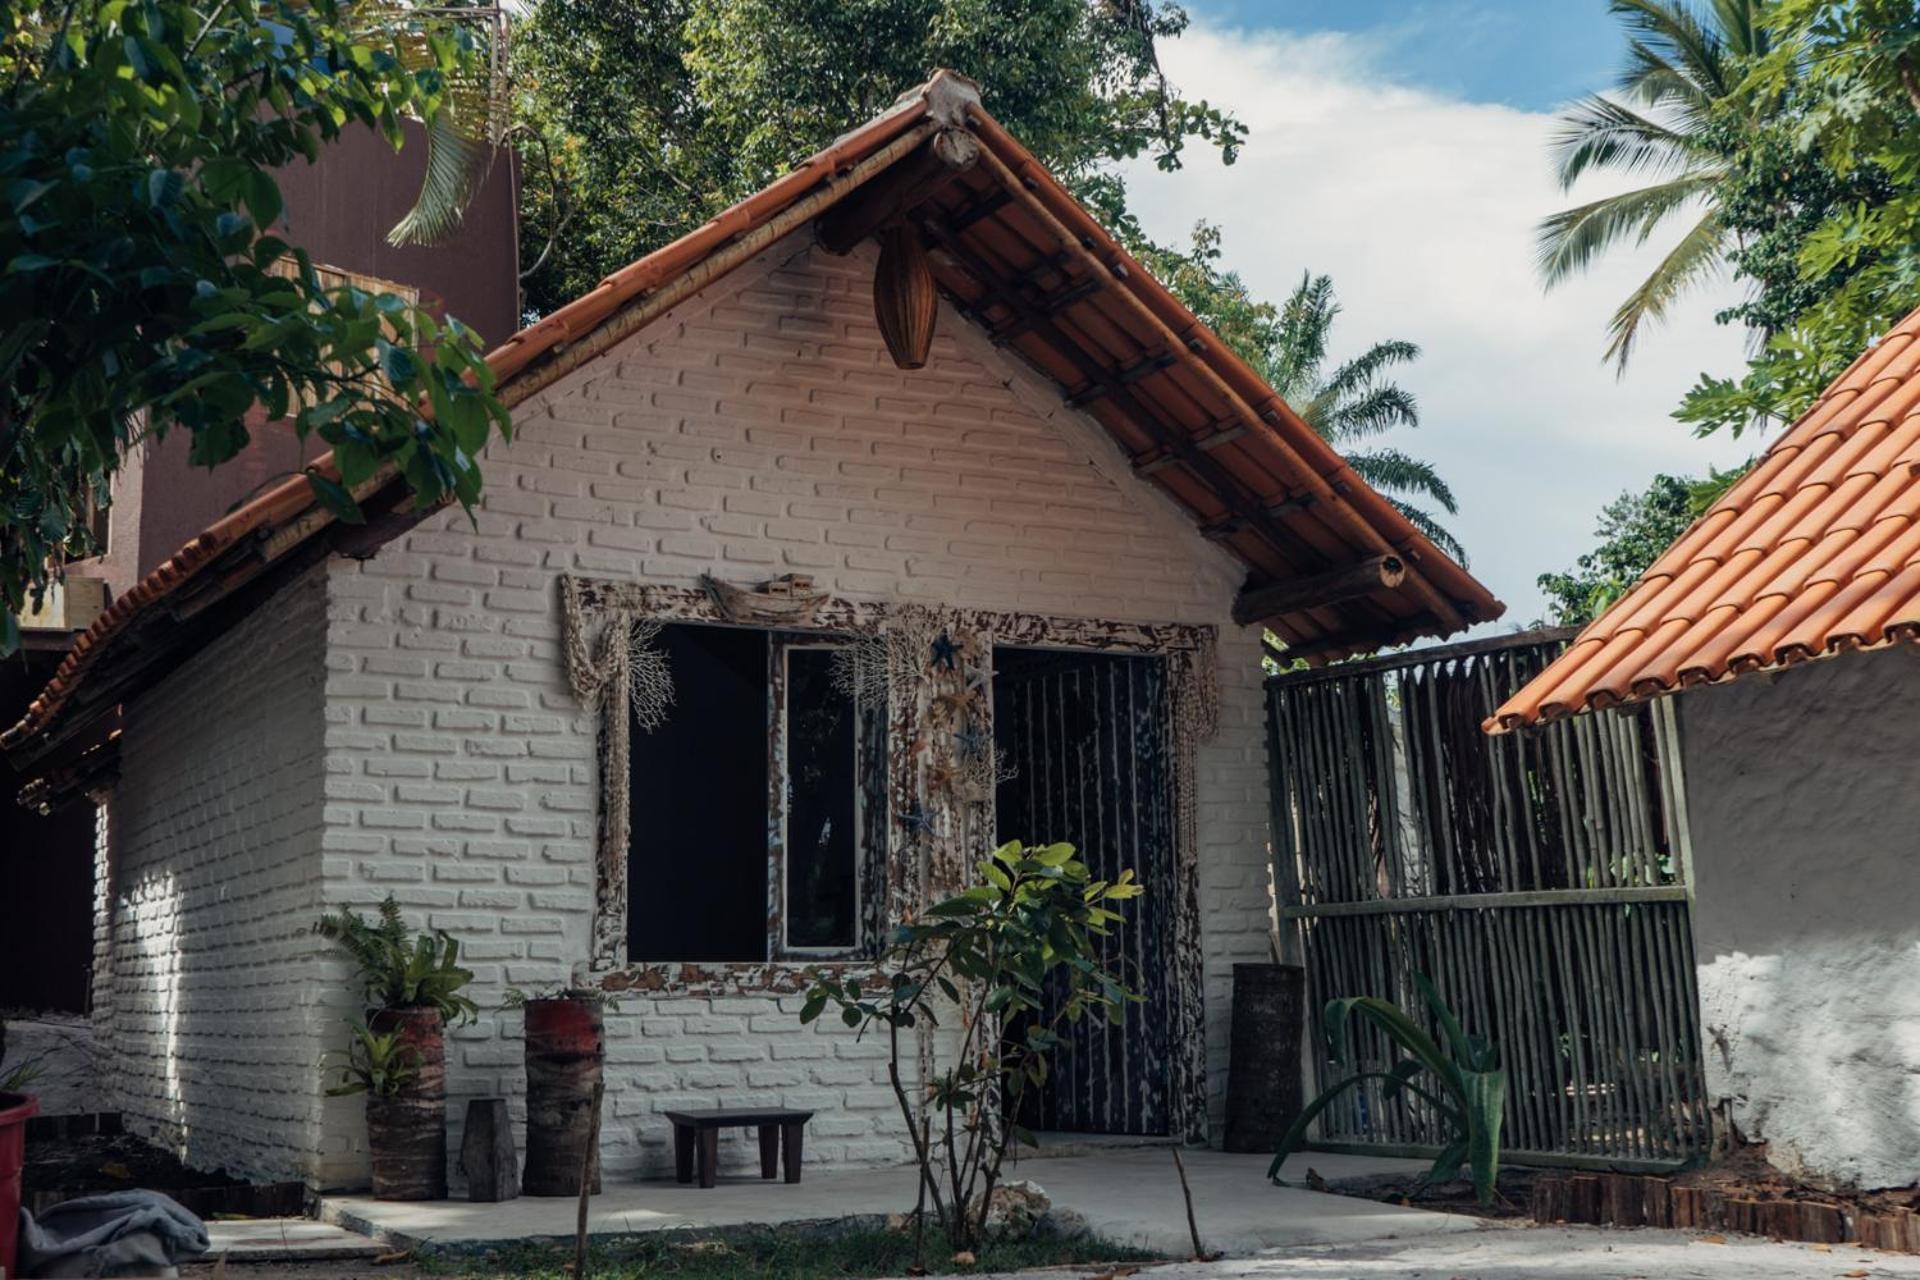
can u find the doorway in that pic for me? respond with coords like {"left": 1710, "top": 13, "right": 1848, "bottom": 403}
{"left": 992, "top": 646, "right": 1175, "bottom": 1136}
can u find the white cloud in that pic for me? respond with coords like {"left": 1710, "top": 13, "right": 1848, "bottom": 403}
{"left": 1119, "top": 18, "right": 1755, "bottom": 629}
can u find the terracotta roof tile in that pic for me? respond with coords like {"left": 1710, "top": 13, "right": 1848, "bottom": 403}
{"left": 1490, "top": 302, "right": 1920, "bottom": 731}
{"left": 8, "top": 70, "right": 1502, "bottom": 763}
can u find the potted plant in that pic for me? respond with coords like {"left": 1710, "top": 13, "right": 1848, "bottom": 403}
{"left": 317, "top": 896, "right": 476, "bottom": 1200}
{"left": 506, "top": 987, "right": 612, "bottom": 1196}
{"left": 1, "top": 1017, "right": 42, "bottom": 1279}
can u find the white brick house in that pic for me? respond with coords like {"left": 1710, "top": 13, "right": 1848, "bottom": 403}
{"left": 6, "top": 73, "right": 1501, "bottom": 1190}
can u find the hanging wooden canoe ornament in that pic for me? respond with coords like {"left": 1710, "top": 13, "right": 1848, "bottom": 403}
{"left": 874, "top": 223, "right": 938, "bottom": 370}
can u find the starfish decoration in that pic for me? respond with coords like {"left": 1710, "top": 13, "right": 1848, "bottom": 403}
{"left": 930, "top": 631, "right": 959, "bottom": 672}
{"left": 900, "top": 804, "right": 937, "bottom": 838}
{"left": 953, "top": 723, "right": 992, "bottom": 761}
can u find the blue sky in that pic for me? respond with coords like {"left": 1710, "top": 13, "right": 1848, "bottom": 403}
{"left": 1194, "top": 1, "right": 1623, "bottom": 111}
{"left": 1119, "top": 3, "right": 1755, "bottom": 629}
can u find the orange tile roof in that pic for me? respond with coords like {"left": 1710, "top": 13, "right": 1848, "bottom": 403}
{"left": 6, "top": 71, "right": 1501, "bottom": 764}
{"left": 1489, "top": 304, "right": 1920, "bottom": 732}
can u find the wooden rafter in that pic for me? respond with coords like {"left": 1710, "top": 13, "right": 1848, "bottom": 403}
{"left": 1233, "top": 555, "right": 1406, "bottom": 626}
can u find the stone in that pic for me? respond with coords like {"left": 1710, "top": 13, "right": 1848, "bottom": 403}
{"left": 982, "top": 1179, "right": 1051, "bottom": 1241}
{"left": 461, "top": 1098, "right": 520, "bottom": 1202}
{"left": 1035, "top": 1207, "right": 1091, "bottom": 1241}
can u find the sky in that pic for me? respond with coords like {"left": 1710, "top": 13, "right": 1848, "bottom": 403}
{"left": 1117, "top": 1, "right": 1758, "bottom": 630}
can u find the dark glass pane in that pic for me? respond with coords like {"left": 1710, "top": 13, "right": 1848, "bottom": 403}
{"left": 785, "top": 648, "right": 858, "bottom": 949}
{"left": 628, "top": 624, "right": 768, "bottom": 962}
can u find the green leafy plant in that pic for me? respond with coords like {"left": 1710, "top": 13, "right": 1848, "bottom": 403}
{"left": 324, "top": 1021, "right": 422, "bottom": 1098}
{"left": 1269, "top": 974, "right": 1507, "bottom": 1206}
{"left": 0, "top": 0, "right": 512, "bottom": 654}
{"left": 801, "top": 841, "right": 1143, "bottom": 1256}
{"left": 316, "top": 895, "right": 477, "bottom": 1025}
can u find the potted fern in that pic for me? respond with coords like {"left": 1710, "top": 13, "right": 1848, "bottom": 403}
{"left": 318, "top": 896, "right": 476, "bottom": 1200}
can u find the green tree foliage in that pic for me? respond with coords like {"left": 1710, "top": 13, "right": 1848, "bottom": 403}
{"left": 1536, "top": 0, "right": 1769, "bottom": 368}
{"left": 1146, "top": 228, "right": 1463, "bottom": 560}
{"left": 1675, "top": 0, "right": 1920, "bottom": 438}
{"left": 513, "top": 0, "right": 1245, "bottom": 317}
{"left": 0, "top": 0, "right": 512, "bottom": 654}
{"left": 1535, "top": 473, "right": 1697, "bottom": 625}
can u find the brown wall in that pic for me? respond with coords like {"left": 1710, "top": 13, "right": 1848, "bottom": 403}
{"left": 135, "top": 120, "right": 521, "bottom": 575}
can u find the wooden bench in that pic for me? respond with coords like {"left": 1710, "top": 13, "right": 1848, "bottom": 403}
{"left": 663, "top": 1108, "right": 813, "bottom": 1188}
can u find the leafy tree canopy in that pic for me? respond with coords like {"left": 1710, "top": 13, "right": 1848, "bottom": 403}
{"left": 1675, "top": 0, "right": 1920, "bottom": 439}
{"left": 515, "top": 0, "right": 1246, "bottom": 317}
{"left": 1536, "top": 473, "right": 1698, "bottom": 626}
{"left": 0, "top": 0, "right": 511, "bottom": 654}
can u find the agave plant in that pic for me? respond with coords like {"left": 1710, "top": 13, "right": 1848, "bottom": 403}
{"left": 1269, "top": 974, "right": 1506, "bottom": 1206}
{"left": 325, "top": 1022, "right": 423, "bottom": 1098}
{"left": 316, "top": 895, "right": 478, "bottom": 1025}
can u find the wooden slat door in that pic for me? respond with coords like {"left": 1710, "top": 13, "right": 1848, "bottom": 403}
{"left": 993, "top": 647, "right": 1174, "bottom": 1137}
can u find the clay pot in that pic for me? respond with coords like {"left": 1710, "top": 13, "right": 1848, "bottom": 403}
{"left": 521, "top": 997, "right": 605, "bottom": 1196}
{"left": 1223, "top": 963, "right": 1306, "bottom": 1154}
{"left": 366, "top": 1007, "right": 448, "bottom": 1200}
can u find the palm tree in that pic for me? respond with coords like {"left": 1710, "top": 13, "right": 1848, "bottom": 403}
{"left": 1266, "top": 273, "right": 1465, "bottom": 562}
{"left": 1536, "top": 0, "right": 1766, "bottom": 368}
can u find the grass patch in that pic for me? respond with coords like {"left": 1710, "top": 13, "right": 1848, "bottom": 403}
{"left": 436, "top": 1221, "right": 1160, "bottom": 1279}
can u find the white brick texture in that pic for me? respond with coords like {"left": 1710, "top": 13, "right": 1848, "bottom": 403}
{"left": 103, "top": 232, "right": 1274, "bottom": 1186}
{"left": 97, "top": 567, "right": 333, "bottom": 1184}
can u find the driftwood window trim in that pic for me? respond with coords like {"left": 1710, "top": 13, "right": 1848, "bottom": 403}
{"left": 561, "top": 574, "right": 1219, "bottom": 1143}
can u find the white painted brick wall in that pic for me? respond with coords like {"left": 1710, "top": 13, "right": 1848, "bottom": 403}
{"left": 99, "top": 567, "right": 333, "bottom": 1184}
{"left": 318, "top": 232, "right": 1273, "bottom": 1181}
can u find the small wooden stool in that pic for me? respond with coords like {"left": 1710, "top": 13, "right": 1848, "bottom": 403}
{"left": 663, "top": 1108, "right": 814, "bottom": 1188}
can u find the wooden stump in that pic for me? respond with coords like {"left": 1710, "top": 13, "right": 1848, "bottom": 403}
{"left": 522, "top": 998, "right": 605, "bottom": 1196}
{"left": 462, "top": 1099, "right": 519, "bottom": 1202}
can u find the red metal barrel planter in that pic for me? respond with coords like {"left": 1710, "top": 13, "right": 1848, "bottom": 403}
{"left": 0, "top": 1092, "right": 39, "bottom": 1278}
{"left": 366, "top": 1008, "right": 448, "bottom": 1200}
{"left": 521, "top": 997, "right": 604, "bottom": 1196}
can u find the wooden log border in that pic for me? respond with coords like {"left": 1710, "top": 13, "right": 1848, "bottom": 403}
{"left": 561, "top": 575, "right": 1220, "bottom": 1143}
{"left": 1529, "top": 1171, "right": 1916, "bottom": 1252}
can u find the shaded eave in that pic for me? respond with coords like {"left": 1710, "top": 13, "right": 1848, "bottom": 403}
{"left": 5, "top": 70, "right": 1500, "bottom": 767}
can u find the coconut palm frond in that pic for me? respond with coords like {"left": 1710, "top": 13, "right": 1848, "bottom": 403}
{"left": 1322, "top": 384, "right": 1419, "bottom": 442}
{"left": 1349, "top": 447, "right": 1459, "bottom": 516}
{"left": 1269, "top": 272, "right": 1337, "bottom": 399}
{"left": 1548, "top": 93, "right": 1695, "bottom": 189}
{"left": 1392, "top": 501, "right": 1467, "bottom": 565}
{"left": 1611, "top": 0, "right": 1745, "bottom": 99}
{"left": 1604, "top": 204, "right": 1727, "bottom": 368}
{"left": 1536, "top": 171, "right": 1720, "bottom": 289}
{"left": 1319, "top": 339, "right": 1420, "bottom": 405}
{"left": 389, "top": 106, "right": 494, "bottom": 247}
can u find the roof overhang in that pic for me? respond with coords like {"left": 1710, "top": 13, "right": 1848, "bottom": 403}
{"left": 5, "top": 69, "right": 1501, "bottom": 768}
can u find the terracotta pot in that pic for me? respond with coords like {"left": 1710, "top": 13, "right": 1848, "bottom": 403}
{"left": 1223, "top": 963, "right": 1306, "bottom": 1153}
{"left": 366, "top": 1008, "right": 448, "bottom": 1200}
{"left": 0, "top": 1092, "right": 39, "bottom": 1279}
{"left": 521, "top": 997, "right": 604, "bottom": 1196}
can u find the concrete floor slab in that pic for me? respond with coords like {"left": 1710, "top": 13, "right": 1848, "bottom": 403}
{"left": 205, "top": 1219, "right": 387, "bottom": 1263}
{"left": 320, "top": 1149, "right": 1474, "bottom": 1258}
{"left": 1072, "top": 1225, "right": 1920, "bottom": 1280}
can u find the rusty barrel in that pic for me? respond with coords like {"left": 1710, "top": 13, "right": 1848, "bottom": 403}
{"left": 522, "top": 997, "right": 604, "bottom": 1196}
{"left": 366, "top": 1007, "right": 448, "bottom": 1200}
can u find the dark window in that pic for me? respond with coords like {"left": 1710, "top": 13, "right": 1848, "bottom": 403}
{"left": 626, "top": 625, "right": 881, "bottom": 964}
{"left": 628, "top": 624, "right": 768, "bottom": 963}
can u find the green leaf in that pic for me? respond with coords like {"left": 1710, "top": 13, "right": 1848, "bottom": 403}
{"left": 306, "top": 472, "right": 366, "bottom": 524}
{"left": 243, "top": 170, "right": 283, "bottom": 231}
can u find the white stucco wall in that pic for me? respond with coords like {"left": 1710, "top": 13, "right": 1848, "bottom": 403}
{"left": 97, "top": 567, "right": 334, "bottom": 1183}
{"left": 1677, "top": 644, "right": 1920, "bottom": 1191}
{"left": 315, "top": 233, "right": 1273, "bottom": 1185}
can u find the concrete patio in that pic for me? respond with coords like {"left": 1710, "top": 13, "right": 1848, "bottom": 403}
{"left": 320, "top": 1148, "right": 1481, "bottom": 1258}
